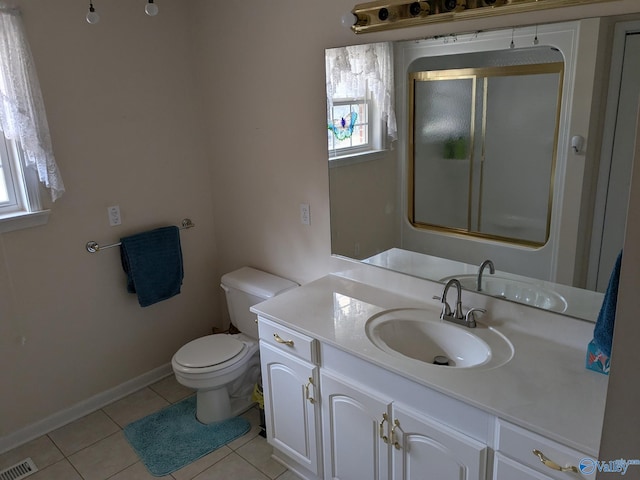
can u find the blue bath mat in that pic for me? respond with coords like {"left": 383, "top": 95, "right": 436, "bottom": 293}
{"left": 123, "top": 396, "right": 250, "bottom": 476}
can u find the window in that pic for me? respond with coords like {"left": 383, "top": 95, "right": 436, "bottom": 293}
{"left": 325, "top": 42, "right": 396, "bottom": 161}
{"left": 0, "top": 135, "right": 17, "bottom": 207}
{"left": 0, "top": 130, "right": 39, "bottom": 215}
{"left": 0, "top": 6, "right": 64, "bottom": 231}
{"left": 327, "top": 98, "right": 370, "bottom": 156}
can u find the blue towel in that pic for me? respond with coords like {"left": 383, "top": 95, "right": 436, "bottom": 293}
{"left": 593, "top": 250, "right": 622, "bottom": 358}
{"left": 120, "top": 226, "right": 184, "bottom": 307}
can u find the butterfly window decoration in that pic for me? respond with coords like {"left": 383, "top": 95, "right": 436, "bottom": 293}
{"left": 328, "top": 111, "right": 358, "bottom": 141}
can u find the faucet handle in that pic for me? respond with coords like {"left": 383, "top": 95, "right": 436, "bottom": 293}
{"left": 465, "top": 307, "right": 486, "bottom": 327}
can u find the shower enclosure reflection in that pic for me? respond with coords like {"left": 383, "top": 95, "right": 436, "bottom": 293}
{"left": 409, "top": 52, "right": 563, "bottom": 246}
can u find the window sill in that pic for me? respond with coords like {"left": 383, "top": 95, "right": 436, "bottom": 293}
{"left": 0, "top": 210, "right": 50, "bottom": 233}
{"left": 329, "top": 150, "right": 390, "bottom": 168}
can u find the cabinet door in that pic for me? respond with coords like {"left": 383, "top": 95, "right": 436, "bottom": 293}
{"left": 260, "top": 342, "right": 321, "bottom": 475}
{"left": 321, "top": 371, "right": 392, "bottom": 480}
{"left": 493, "top": 453, "right": 555, "bottom": 480}
{"left": 392, "top": 405, "right": 487, "bottom": 480}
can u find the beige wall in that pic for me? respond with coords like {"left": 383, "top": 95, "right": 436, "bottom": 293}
{"left": 330, "top": 154, "right": 399, "bottom": 260}
{"left": 2, "top": 0, "right": 640, "bottom": 458}
{"left": 0, "top": 1, "right": 220, "bottom": 438}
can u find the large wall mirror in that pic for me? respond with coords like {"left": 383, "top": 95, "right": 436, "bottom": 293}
{"left": 327, "top": 13, "right": 640, "bottom": 322}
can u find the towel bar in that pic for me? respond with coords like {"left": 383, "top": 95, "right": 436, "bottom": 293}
{"left": 86, "top": 218, "right": 195, "bottom": 253}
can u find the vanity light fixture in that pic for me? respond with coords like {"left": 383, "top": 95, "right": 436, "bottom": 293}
{"left": 85, "top": 1, "right": 160, "bottom": 24}
{"left": 347, "top": 0, "right": 619, "bottom": 34}
{"left": 145, "top": 0, "right": 159, "bottom": 16}
{"left": 86, "top": 2, "right": 100, "bottom": 24}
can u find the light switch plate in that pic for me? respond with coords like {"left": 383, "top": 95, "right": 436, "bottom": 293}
{"left": 300, "top": 203, "right": 310, "bottom": 225}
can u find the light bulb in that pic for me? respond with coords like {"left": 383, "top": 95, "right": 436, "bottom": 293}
{"left": 145, "top": 1, "right": 159, "bottom": 16}
{"left": 86, "top": 3, "right": 100, "bottom": 24}
{"left": 341, "top": 12, "right": 356, "bottom": 28}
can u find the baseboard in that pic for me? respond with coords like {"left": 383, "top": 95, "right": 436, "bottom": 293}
{"left": 0, "top": 363, "right": 173, "bottom": 455}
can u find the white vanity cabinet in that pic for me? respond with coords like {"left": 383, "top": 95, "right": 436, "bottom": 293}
{"left": 258, "top": 317, "right": 322, "bottom": 477}
{"left": 321, "top": 369, "right": 487, "bottom": 480}
{"left": 256, "top": 302, "right": 598, "bottom": 480}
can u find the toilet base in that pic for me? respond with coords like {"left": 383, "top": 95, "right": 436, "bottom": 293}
{"left": 196, "top": 387, "right": 255, "bottom": 424}
{"left": 194, "top": 357, "right": 261, "bottom": 424}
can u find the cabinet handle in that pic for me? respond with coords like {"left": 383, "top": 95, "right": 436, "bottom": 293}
{"left": 532, "top": 449, "right": 578, "bottom": 473}
{"left": 379, "top": 413, "right": 390, "bottom": 444}
{"left": 304, "top": 377, "right": 315, "bottom": 404}
{"left": 391, "top": 419, "right": 402, "bottom": 450}
{"left": 273, "top": 333, "right": 294, "bottom": 347}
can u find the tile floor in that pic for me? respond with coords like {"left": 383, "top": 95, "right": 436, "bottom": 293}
{"left": 0, "top": 376, "right": 301, "bottom": 480}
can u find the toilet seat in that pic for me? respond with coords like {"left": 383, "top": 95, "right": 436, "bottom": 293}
{"left": 174, "top": 335, "right": 245, "bottom": 369}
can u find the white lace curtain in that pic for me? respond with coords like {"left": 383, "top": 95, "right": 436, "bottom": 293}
{"left": 325, "top": 42, "right": 397, "bottom": 142}
{"left": 0, "top": 5, "right": 65, "bottom": 202}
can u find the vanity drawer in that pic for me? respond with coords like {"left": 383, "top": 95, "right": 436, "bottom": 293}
{"left": 258, "top": 316, "right": 319, "bottom": 364}
{"left": 495, "top": 419, "right": 595, "bottom": 479}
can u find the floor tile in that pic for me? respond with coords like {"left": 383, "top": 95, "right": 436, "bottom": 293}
{"left": 103, "top": 387, "right": 169, "bottom": 428}
{"left": 226, "top": 407, "right": 261, "bottom": 450}
{"left": 108, "top": 461, "right": 173, "bottom": 479}
{"left": 48, "top": 410, "right": 120, "bottom": 456}
{"left": 29, "top": 459, "right": 83, "bottom": 480}
{"left": 193, "top": 452, "right": 270, "bottom": 480}
{"left": 149, "top": 375, "right": 194, "bottom": 404}
{"left": 68, "top": 431, "right": 138, "bottom": 480}
{"left": 237, "top": 436, "right": 286, "bottom": 479}
{"left": 0, "top": 435, "right": 63, "bottom": 472}
{"left": 1, "top": 388, "right": 296, "bottom": 480}
{"left": 275, "top": 471, "right": 303, "bottom": 480}
{"left": 170, "top": 446, "right": 232, "bottom": 480}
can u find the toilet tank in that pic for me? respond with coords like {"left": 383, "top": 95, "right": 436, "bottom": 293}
{"left": 221, "top": 267, "right": 298, "bottom": 339}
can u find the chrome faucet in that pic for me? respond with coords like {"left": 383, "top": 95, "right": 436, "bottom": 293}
{"left": 440, "top": 278, "right": 485, "bottom": 328}
{"left": 441, "top": 279, "right": 464, "bottom": 321}
{"left": 477, "top": 259, "right": 495, "bottom": 292}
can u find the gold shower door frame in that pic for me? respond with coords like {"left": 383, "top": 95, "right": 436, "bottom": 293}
{"left": 408, "top": 62, "right": 564, "bottom": 247}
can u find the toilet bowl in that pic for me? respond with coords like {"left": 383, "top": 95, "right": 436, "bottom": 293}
{"left": 172, "top": 267, "right": 297, "bottom": 424}
{"left": 172, "top": 333, "right": 261, "bottom": 424}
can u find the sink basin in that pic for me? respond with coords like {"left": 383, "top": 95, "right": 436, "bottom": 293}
{"left": 366, "top": 308, "right": 513, "bottom": 369}
{"left": 440, "top": 275, "right": 568, "bottom": 313}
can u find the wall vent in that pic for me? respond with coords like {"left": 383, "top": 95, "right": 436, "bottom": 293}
{"left": 0, "top": 458, "right": 38, "bottom": 480}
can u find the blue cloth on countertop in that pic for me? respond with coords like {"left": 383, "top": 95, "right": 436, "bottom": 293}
{"left": 120, "top": 226, "right": 183, "bottom": 307}
{"left": 593, "top": 250, "right": 622, "bottom": 358}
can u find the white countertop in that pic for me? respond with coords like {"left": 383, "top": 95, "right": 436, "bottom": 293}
{"left": 251, "top": 273, "right": 609, "bottom": 456}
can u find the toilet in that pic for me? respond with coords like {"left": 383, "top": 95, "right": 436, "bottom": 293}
{"left": 172, "top": 267, "right": 297, "bottom": 424}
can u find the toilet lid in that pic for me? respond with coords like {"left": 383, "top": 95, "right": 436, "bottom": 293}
{"left": 174, "top": 335, "right": 245, "bottom": 368}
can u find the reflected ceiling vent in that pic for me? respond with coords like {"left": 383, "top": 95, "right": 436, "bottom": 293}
{"left": 0, "top": 458, "right": 38, "bottom": 480}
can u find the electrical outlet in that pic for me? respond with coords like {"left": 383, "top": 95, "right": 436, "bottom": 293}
{"left": 107, "top": 205, "right": 121, "bottom": 226}
{"left": 300, "top": 203, "right": 310, "bottom": 225}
